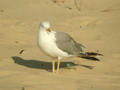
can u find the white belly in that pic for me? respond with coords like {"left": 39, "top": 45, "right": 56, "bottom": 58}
{"left": 38, "top": 30, "right": 69, "bottom": 58}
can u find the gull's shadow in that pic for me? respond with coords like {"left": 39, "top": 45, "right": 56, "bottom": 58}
{"left": 11, "top": 56, "right": 94, "bottom": 72}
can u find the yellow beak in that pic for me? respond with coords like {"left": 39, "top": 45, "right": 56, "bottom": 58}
{"left": 47, "top": 28, "right": 51, "bottom": 32}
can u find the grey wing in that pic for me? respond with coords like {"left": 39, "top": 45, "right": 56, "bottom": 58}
{"left": 55, "top": 32, "right": 84, "bottom": 55}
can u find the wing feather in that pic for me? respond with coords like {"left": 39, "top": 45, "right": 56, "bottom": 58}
{"left": 55, "top": 32, "right": 84, "bottom": 55}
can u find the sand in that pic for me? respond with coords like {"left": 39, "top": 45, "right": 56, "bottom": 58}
{"left": 0, "top": 0, "right": 120, "bottom": 90}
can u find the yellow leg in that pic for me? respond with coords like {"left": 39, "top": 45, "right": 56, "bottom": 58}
{"left": 57, "top": 60, "right": 60, "bottom": 72}
{"left": 52, "top": 60, "right": 55, "bottom": 72}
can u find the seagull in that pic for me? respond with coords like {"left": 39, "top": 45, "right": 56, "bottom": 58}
{"left": 38, "top": 21, "right": 103, "bottom": 72}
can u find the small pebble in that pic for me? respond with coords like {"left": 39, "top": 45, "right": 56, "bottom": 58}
{"left": 67, "top": 7, "right": 72, "bottom": 10}
{"left": 22, "top": 87, "right": 25, "bottom": 90}
{"left": 80, "top": 25, "right": 82, "bottom": 28}
{"left": 19, "top": 49, "right": 24, "bottom": 54}
{"left": 15, "top": 41, "right": 19, "bottom": 43}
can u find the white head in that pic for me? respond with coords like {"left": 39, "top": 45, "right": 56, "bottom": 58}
{"left": 39, "top": 21, "right": 50, "bottom": 30}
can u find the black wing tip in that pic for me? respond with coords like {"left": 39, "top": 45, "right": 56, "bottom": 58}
{"left": 81, "top": 56, "right": 100, "bottom": 61}
{"left": 86, "top": 52, "right": 104, "bottom": 56}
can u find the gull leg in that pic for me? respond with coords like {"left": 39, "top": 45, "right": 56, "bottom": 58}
{"left": 57, "top": 60, "right": 60, "bottom": 72}
{"left": 52, "top": 60, "right": 55, "bottom": 72}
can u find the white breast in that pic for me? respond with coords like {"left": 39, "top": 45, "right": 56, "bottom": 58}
{"left": 38, "top": 30, "right": 69, "bottom": 58}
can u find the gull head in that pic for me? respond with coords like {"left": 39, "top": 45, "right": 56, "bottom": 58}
{"left": 40, "top": 21, "right": 50, "bottom": 30}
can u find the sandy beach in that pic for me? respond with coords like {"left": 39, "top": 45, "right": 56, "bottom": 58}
{"left": 0, "top": 0, "right": 120, "bottom": 90}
